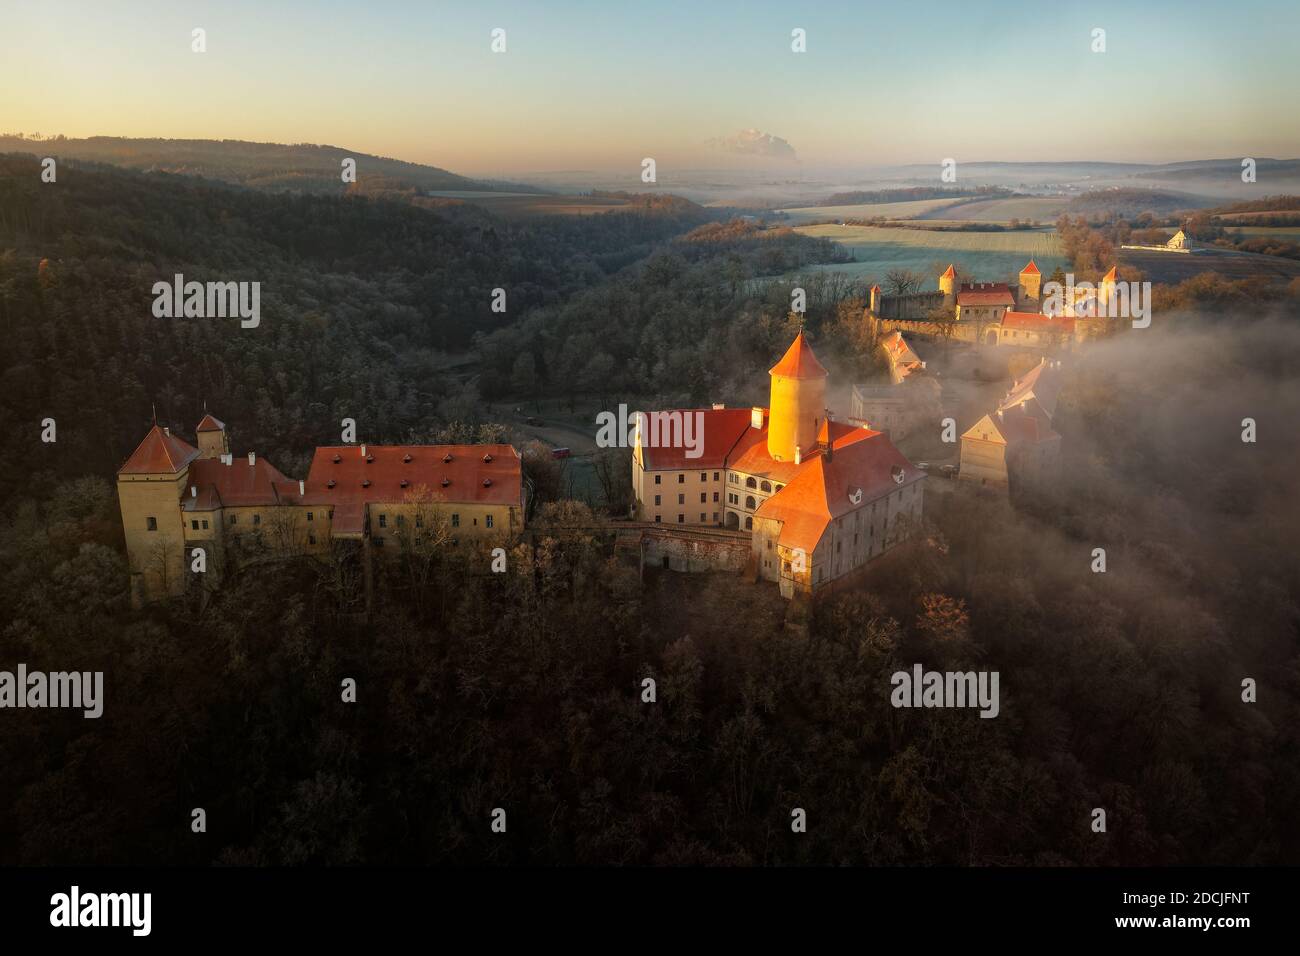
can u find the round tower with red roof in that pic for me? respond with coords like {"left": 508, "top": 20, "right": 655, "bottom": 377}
{"left": 767, "top": 332, "right": 828, "bottom": 463}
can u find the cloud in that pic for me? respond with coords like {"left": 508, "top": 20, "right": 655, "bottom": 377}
{"left": 705, "top": 128, "right": 798, "bottom": 162}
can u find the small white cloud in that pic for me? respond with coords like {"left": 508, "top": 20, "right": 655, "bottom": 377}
{"left": 705, "top": 128, "right": 798, "bottom": 161}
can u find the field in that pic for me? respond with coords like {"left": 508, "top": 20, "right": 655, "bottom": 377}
{"left": 793, "top": 223, "right": 1066, "bottom": 280}
{"left": 916, "top": 196, "right": 1070, "bottom": 222}
{"left": 1118, "top": 247, "right": 1300, "bottom": 283}
{"left": 778, "top": 197, "right": 969, "bottom": 224}
{"left": 1224, "top": 226, "right": 1300, "bottom": 239}
{"left": 427, "top": 190, "right": 634, "bottom": 217}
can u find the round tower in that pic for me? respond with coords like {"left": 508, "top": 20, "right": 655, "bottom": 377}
{"left": 939, "top": 264, "right": 957, "bottom": 308}
{"left": 767, "top": 332, "right": 828, "bottom": 463}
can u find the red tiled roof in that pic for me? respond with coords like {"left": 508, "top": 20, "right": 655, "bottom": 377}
{"left": 639, "top": 407, "right": 754, "bottom": 471}
{"left": 1000, "top": 358, "right": 1061, "bottom": 417}
{"left": 303, "top": 444, "right": 524, "bottom": 515}
{"left": 1020, "top": 260, "right": 1040, "bottom": 275}
{"left": 196, "top": 414, "right": 226, "bottom": 433}
{"left": 754, "top": 431, "right": 923, "bottom": 553}
{"left": 768, "top": 332, "right": 828, "bottom": 379}
{"left": 118, "top": 425, "right": 201, "bottom": 475}
{"left": 941, "top": 264, "right": 956, "bottom": 279}
{"left": 1102, "top": 265, "right": 1118, "bottom": 282}
{"left": 181, "top": 456, "right": 291, "bottom": 511}
{"left": 957, "top": 283, "right": 1015, "bottom": 307}
{"left": 1001, "top": 310, "right": 1075, "bottom": 334}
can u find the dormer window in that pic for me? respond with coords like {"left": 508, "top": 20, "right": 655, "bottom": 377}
{"left": 399, "top": 479, "right": 409, "bottom": 488}
{"left": 327, "top": 479, "right": 336, "bottom": 488}
{"left": 362, "top": 479, "right": 371, "bottom": 488}
{"left": 332, "top": 454, "right": 341, "bottom": 463}
{"left": 442, "top": 453, "right": 453, "bottom": 463}
{"left": 365, "top": 454, "right": 374, "bottom": 463}
{"left": 403, "top": 454, "right": 412, "bottom": 463}
{"left": 483, "top": 478, "right": 493, "bottom": 487}
{"left": 482, "top": 453, "right": 493, "bottom": 463}
{"left": 441, "top": 477, "right": 450, "bottom": 487}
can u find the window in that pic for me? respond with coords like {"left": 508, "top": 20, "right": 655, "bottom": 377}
{"left": 202, "top": 520, "right": 208, "bottom": 530}
{"left": 654, "top": 474, "right": 661, "bottom": 485}
{"left": 712, "top": 492, "right": 719, "bottom": 502}
{"left": 415, "top": 514, "right": 423, "bottom": 527}
{"left": 452, "top": 514, "right": 460, "bottom": 527}
{"left": 766, "top": 540, "right": 773, "bottom": 551}
{"left": 486, "top": 514, "right": 494, "bottom": 529}
{"left": 329, "top": 509, "right": 334, "bottom": 519}
{"left": 700, "top": 513, "right": 706, "bottom": 522}
{"left": 745, "top": 496, "right": 756, "bottom": 510}
{"left": 655, "top": 515, "right": 661, "bottom": 523}
{"left": 379, "top": 514, "right": 387, "bottom": 528}
{"left": 760, "top": 481, "right": 771, "bottom": 492}
{"left": 700, "top": 472, "right": 707, "bottom": 481}
{"left": 230, "top": 514, "right": 237, "bottom": 525}
{"left": 746, "top": 477, "right": 757, "bottom": 489}
{"left": 191, "top": 520, "right": 199, "bottom": 530}
{"left": 396, "top": 514, "right": 405, "bottom": 526}
{"left": 678, "top": 494, "right": 685, "bottom": 505}
{"left": 677, "top": 514, "right": 684, "bottom": 524}
{"left": 712, "top": 512, "right": 718, "bottom": 522}
{"left": 373, "top": 537, "right": 385, "bottom": 547}
{"left": 713, "top": 472, "right": 719, "bottom": 481}
{"left": 146, "top": 516, "right": 157, "bottom": 531}
{"left": 700, "top": 493, "right": 706, "bottom": 504}
{"left": 308, "top": 534, "right": 317, "bottom": 545}
{"left": 744, "top": 516, "right": 753, "bottom": 530}
{"left": 307, "top": 512, "right": 314, "bottom": 522}
{"left": 655, "top": 494, "right": 661, "bottom": 506}
{"left": 677, "top": 474, "right": 684, "bottom": 484}
{"left": 253, "top": 514, "right": 261, "bottom": 525}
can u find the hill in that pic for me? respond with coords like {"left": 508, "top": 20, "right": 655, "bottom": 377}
{"left": 0, "top": 134, "right": 534, "bottom": 195}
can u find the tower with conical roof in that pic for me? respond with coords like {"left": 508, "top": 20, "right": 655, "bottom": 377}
{"left": 1018, "top": 259, "right": 1041, "bottom": 306}
{"left": 767, "top": 332, "right": 828, "bottom": 463}
{"left": 939, "top": 264, "right": 957, "bottom": 308}
{"left": 1098, "top": 265, "right": 1119, "bottom": 315}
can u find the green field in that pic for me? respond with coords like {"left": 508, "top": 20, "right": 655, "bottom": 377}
{"left": 794, "top": 223, "right": 1066, "bottom": 281}
{"left": 1224, "top": 226, "right": 1300, "bottom": 238}
{"left": 778, "top": 197, "right": 968, "bottom": 224}
{"left": 917, "top": 196, "right": 1069, "bottom": 222}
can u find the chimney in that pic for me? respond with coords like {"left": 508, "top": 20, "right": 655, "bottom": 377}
{"left": 794, "top": 445, "right": 802, "bottom": 465}
{"left": 299, "top": 480, "right": 305, "bottom": 496}
{"left": 361, "top": 444, "right": 366, "bottom": 457}
{"left": 750, "top": 406, "right": 763, "bottom": 430}
{"left": 190, "top": 486, "right": 196, "bottom": 498}
{"left": 247, "top": 451, "right": 255, "bottom": 467}
{"left": 164, "top": 427, "right": 170, "bottom": 436}
{"left": 221, "top": 453, "right": 232, "bottom": 466}
{"left": 712, "top": 403, "right": 725, "bottom": 410}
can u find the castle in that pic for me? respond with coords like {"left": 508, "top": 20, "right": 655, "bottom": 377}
{"left": 866, "top": 260, "right": 1122, "bottom": 348}
{"left": 632, "top": 332, "right": 925, "bottom": 599}
{"left": 959, "top": 357, "right": 1063, "bottom": 488}
{"left": 116, "top": 415, "right": 525, "bottom": 607}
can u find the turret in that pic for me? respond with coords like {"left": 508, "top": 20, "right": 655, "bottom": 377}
{"left": 195, "top": 412, "right": 228, "bottom": 460}
{"left": 869, "top": 284, "right": 881, "bottom": 314}
{"left": 1018, "top": 259, "right": 1041, "bottom": 305}
{"left": 767, "top": 332, "right": 828, "bottom": 463}
{"left": 939, "top": 264, "right": 957, "bottom": 308}
{"left": 1098, "top": 265, "right": 1118, "bottom": 314}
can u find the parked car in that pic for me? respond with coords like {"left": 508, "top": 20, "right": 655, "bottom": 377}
{"left": 940, "top": 464, "right": 958, "bottom": 478}
{"left": 916, "top": 462, "right": 932, "bottom": 471}
{"left": 551, "top": 447, "right": 571, "bottom": 459}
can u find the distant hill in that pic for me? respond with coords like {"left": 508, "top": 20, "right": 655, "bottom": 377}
{"left": 1066, "top": 188, "right": 1218, "bottom": 218}
{"left": 0, "top": 134, "right": 538, "bottom": 195}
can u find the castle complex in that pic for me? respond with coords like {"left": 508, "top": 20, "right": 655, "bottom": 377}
{"left": 632, "top": 332, "right": 925, "bottom": 599}
{"left": 116, "top": 416, "right": 525, "bottom": 607}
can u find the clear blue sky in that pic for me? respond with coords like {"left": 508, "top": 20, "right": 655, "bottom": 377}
{"left": 4, "top": 0, "right": 1297, "bottom": 175}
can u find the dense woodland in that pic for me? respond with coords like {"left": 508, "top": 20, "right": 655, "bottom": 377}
{"left": 1, "top": 153, "right": 1299, "bottom": 865}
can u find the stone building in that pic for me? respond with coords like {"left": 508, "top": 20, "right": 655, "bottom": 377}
{"left": 116, "top": 415, "right": 524, "bottom": 606}
{"left": 959, "top": 358, "right": 1063, "bottom": 489}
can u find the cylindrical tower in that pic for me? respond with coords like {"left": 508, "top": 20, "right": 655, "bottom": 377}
{"left": 767, "top": 332, "right": 828, "bottom": 462}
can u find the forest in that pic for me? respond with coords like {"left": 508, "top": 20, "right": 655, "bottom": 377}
{"left": 1, "top": 152, "right": 1299, "bottom": 866}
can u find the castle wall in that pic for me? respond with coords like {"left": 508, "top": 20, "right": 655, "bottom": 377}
{"left": 117, "top": 470, "right": 190, "bottom": 607}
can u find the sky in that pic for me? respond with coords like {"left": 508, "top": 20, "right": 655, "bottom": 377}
{"left": 4, "top": 0, "right": 1299, "bottom": 177}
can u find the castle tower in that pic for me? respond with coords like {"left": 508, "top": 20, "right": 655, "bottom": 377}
{"left": 939, "top": 264, "right": 957, "bottom": 308}
{"left": 116, "top": 423, "right": 201, "bottom": 607}
{"left": 1098, "top": 265, "right": 1119, "bottom": 314}
{"left": 196, "top": 412, "right": 228, "bottom": 460}
{"left": 767, "top": 332, "right": 828, "bottom": 463}
{"left": 869, "top": 284, "right": 882, "bottom": 315}
{"left": 1018, "top": 259, "right": 1041, "bottom": 306}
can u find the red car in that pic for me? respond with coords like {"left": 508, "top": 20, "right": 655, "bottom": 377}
{"left": 551, "top": 447, "right": 571, "bottom": 459}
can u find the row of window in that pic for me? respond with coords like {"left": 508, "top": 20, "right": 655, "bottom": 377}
{"left": 652, "top": 513, "right": 722, "bottom": 524}
{"left": 653, "top": 492, "right": 720, "bottom": 506}
{"left": 728, "top": 473, "right": 782, "bottom": 493}
{"left": 653, "top": 471, "right": 721, "bottom": 485}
